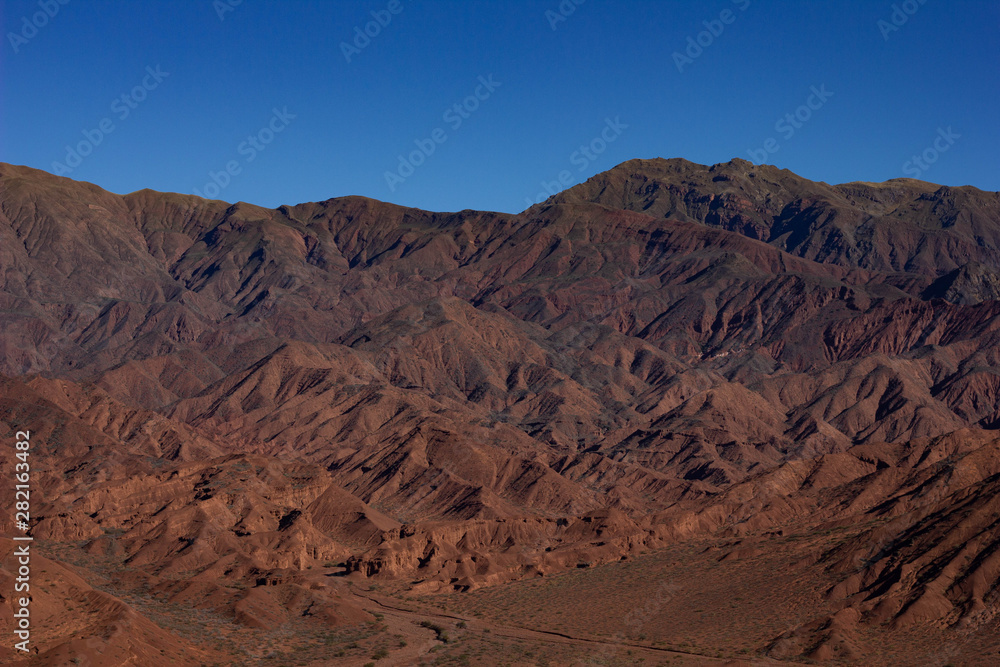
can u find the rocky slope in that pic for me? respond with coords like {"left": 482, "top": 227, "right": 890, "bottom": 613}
{"left": 552, "top": 157, "right": 1000, "bottom": 286}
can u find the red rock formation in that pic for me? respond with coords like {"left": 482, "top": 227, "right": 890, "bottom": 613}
{"left": 3, "top": 158, "right": 1000, "bottom": 663}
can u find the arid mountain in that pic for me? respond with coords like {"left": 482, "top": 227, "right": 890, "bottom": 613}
{"left": 553, "top": 157, "right": 1000, "bottom": 286}
{"left": 2, "top": 159, "right": 1000, "bottom": 665}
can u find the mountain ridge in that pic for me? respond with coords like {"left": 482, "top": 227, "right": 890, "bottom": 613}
{"left": 3, "top": 158, "right": 1000, "bottom": 664}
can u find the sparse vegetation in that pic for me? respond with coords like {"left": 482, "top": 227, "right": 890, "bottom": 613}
{"left": 420, "top": 620, "right": 451, "bottom": 643}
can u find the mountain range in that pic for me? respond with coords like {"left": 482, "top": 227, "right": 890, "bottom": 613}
{"left": 2, "top": 157, "right": 1000, "bottom": 665}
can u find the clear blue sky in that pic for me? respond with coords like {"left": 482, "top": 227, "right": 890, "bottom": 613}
{"left": 2, "top": 0, "right": 997, "bottom": 213}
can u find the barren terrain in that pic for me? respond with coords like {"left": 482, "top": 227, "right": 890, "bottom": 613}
{"left": 2, "top": 158, "right": 1000, "bottom": 665}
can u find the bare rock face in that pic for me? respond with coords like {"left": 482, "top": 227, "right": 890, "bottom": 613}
{"left": 553, "top": 157, "right": 1000, "bottom": 279}
{"left": 2, "top": 158, "right": 1000, "bottom": 663}
{"left": 923, "top": 261, "right": 1000, "bottom": 304}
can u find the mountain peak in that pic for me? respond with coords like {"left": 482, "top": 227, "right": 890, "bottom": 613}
{"left": 549, "top": 157, "right": 1000, "bottom": 279}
